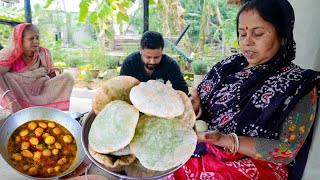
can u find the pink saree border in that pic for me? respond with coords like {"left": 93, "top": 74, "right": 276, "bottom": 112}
{"left": 1, "top": 98, "right": 70, "bottom": 111}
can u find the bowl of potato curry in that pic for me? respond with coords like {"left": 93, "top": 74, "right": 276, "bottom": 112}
{"left": 0, "top": 107, "right": 85, "bottom": 179}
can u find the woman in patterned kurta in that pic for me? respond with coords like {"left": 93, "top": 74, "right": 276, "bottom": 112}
{"left": 167, "top": 0, "right": 320, "bottom": 179}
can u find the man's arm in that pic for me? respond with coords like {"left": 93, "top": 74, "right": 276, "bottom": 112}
{"left": 168, "top": 61, "right": 189, "bottom": 94}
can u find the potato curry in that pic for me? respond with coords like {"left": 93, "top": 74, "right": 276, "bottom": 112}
{"left": 7, "top": 120, "right": 77, "bottom": 178}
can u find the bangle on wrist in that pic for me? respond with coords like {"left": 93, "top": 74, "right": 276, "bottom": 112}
{"left": 1, "top": 90, "right": 11, "bottom": 100}
{"left": 224, "top": 133, "right": 239, "bottom": 155}
{"left": 8, "top": 99, "right": 17, "bottom": 105}
{"left": 231, "top": 133, "right": 239, "bottom": 154}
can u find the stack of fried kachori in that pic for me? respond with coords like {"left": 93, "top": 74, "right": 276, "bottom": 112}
{"left": 88, "top": 76, "right": 197, "bottom": 177}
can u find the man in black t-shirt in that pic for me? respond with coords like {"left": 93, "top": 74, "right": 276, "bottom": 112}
{"left": 120, "top": 31, "right": 188, "bottom": 94}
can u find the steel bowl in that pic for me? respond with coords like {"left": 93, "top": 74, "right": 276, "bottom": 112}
{"left": 0, "top": 106, "right": 85, "bottom": 180}
{"left": 81, "top": 111, "right": 183, "bottom": 180}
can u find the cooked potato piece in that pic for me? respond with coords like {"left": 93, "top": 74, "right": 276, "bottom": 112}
{"left": 21, "top": 142, "right": 30, "bottom": 150}
{"left": 23, "top": 165, "right": 31, "bottom": 171}
{"left": 33, "top": 151, "right": 42, "bottom": 162}
{"left": 54, "top": 142, "right": 62, "bottom": 149}
{"left": 8, "top": 120, "right": 77, "bottom": 178}
{"left": 57, "top": 157, "right": 67, "bottom": 165}
{"left": 28, "top": 167, "right": 38, "bottom": 176}
{"left": 52, "top": 127, "right": 61, "bottom": 135}
{"left": 45, "top": 136, "right": 55, "bottom": 145}
{"left": 12, "top": 153, "right": 22, "bottom": 161}
{"left": 15, "top": 135, "right": 21, "bottom": 142}
{"left": 63, "top": 135, "right": 72, "bottom": 143}
{"left": 62, "top": 149, "right": 70, "bottom": 155}
{"left": 21, "top": 150, "right": 33, "bottom": 158}
{"left": 34, "top": 127, "right": 44, "bottom": 137}
{"left": 29, "top": 137, "right": 39, "bottom": 146}
{"left": 27, "top": 122, "right": 37, "bottom": 130}
{"left": 42, "top": 149, "right": 52, "bottom": 157}
{"left": 42, "top": 133, "right": 50, "bottom": 139}
{"left": 48, "top": 122, "right": 55, "bottom": 128}
{"left": 38, "top": 122, "right": 48, "bottom": 129}
{"left": 47, "top": 167, "right": 54, "bottom": 174}
{"left": 52, "top": 149, "right": 59, "bottom": 155}
{"left": 54, "top": 166, "right": 61, "bottom": 172}
{"left": 36, "top": 144, "right": 45, "bottom": 151}
{"left": 47, "top": 144, "right": 55, "bottom": 150}
{"left": 19, "top": 129, "right": 28, "bottom": 137}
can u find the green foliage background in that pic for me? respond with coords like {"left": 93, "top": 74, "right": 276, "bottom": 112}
{"left": 0, "top": 0, "right": 239, "bottom": 74}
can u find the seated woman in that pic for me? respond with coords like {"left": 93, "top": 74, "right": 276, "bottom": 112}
{"left": 168, "top": 0, "right": 320, "bottom": 179}
{"left": 0, "top": 23, "right": 74, "bottom": 113}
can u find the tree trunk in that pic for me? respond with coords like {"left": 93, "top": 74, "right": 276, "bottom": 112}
{"left": 214, "top": 2, "right": 226, "bottom": 55}
{"left": 161, "top": 0, "right": 171, "bottom": 37}
{"left": 61, "top": 0, "right": 70, "bottom": 46}
{"left": 198, "top": 0, "right": 208, "bottom": 51}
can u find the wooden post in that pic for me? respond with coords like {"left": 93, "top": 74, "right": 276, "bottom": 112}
{"left": 143, "top": 0, "right": 149, "bottom": 33}
{"left": 24, "top": 0, "right": 32, "bottom": 23}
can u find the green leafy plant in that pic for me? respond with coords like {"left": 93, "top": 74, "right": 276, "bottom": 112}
{"left": 0, "top": 5, "right": 24, "bottom": 45}
{"left": 84, "top": 47, "right": 119, "bottom": 71}
{"left": 186, "top": 80, "right": 193, "bottom": 87}
{"left": 89, "top": 50, "right": 107, "bottom": 70}
{"left": 44, "top": 40, "right": 68, "bottom": 63}
{"left": 65, "top": 54, "right": 84, "bottom": 68}
{"left": 191, "top": 60, "right": 207, "bottom": 75}
{"left": 83, "top": 70, "right": 92, "bottom": 82}
{"left": 105, "top": 56, "right": 119, "bottom": 69}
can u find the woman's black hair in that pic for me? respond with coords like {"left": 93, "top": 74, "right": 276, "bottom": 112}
{"left": 236, "top": 0, "right": 286, "bottom": 40}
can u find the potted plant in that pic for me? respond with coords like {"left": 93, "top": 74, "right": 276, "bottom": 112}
{"left": 191, "top": 60, "right": 207, "bottom": 87}
{"left": 90, "top": 69, "right": 100, "bottom": 79}
{"left": 65, "top": 55, "right": 83, "bottom": 79}
{"left": 103, "top": 56, "right": 119, "bottom": 79}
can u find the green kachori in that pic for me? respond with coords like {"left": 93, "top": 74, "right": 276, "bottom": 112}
{"left": 89, "top": 100, "right": 139, "bottom": 154}
{"left": 129, "top": 115, "right": 197, "bottom": 171}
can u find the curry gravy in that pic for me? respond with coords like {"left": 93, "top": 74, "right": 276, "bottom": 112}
{"left": 7, "top": 120, "right": 77, "bottom": 178}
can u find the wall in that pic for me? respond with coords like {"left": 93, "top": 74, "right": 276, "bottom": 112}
{"left": 289, "top": 0, "right": 320, "bottom": 71}
{"left": 289, "top": 1, "right": 320, "bottom": 179}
